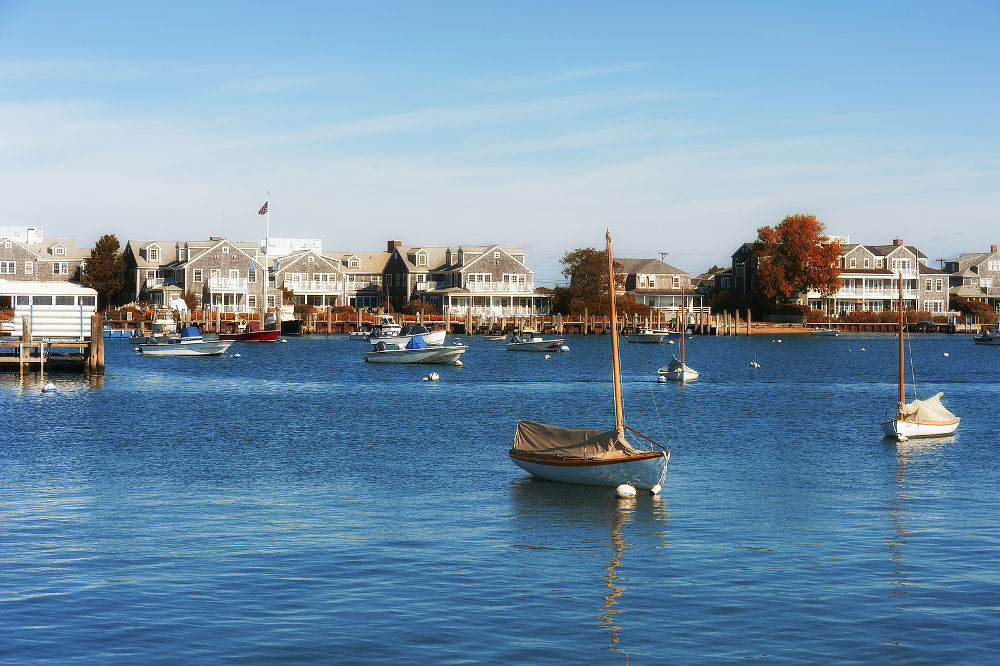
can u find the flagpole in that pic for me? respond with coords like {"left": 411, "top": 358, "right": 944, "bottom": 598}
{"left": 263, "top": 191, "right": 270, "bottom": 322}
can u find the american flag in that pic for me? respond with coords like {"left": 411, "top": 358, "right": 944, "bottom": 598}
{"left": 258, "top": 202, "right": 268, "bottom": 215}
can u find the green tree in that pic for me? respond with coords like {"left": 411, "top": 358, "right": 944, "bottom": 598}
{"left": 81, "top": 234, "right": 126, "bottom": 311}
{"left": 556, "top": 247, "right": 625, "bottom": 315}
{"left": 753, "top": 214, "right": 841, "bottom": 300}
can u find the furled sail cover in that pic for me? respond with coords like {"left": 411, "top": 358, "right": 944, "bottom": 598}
{"left": 661, "top": 356, "right": 693, "bottom": 373}
{"left": 512, "top": 420, "right": 646, "bottom": 460}
{"left": 899, "top": 392, "right": 958, "bottom": 423}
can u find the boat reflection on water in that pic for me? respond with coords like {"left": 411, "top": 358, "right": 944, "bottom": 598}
{"left": 887, "top": 437, "right": 952, "bottom": 613}
{"left": 509, "top": 478, "right": 668, "bottom": 663}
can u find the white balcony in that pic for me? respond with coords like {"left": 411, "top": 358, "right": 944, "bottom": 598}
{"left": 143, "top": 277, "right": 167, "bottom": 289}
{"left": 207, "top": 277, "right": 249, "bottom": 291}
{"left": 466, "top": 281, "right": 534, "bottom": 293}
{"left": 285, "top": 280, "right": 344, "bottom": 294}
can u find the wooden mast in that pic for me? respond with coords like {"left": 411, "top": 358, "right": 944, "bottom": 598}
{"left": 898, "top": 274, "right": 905, "bottom": 407}
{"left": 680, "top": 283, "right": 686, "bottom": 365}
{"left": 606, "top": 229, "right": 623, "bottom": 433}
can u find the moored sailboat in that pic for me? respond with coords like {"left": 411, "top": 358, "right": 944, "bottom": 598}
{"left": 658, "top": 283, "right": 698, "bottom": 381}
{"left": 508, "top": 230, "right": 669, "bottom": 492}
{"left": 880, "top": 278, "right": 960, "bottom": 440}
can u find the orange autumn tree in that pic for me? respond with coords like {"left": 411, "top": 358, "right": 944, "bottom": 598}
{"left": 753, "top": 214, "right": 841, "bottom": 301}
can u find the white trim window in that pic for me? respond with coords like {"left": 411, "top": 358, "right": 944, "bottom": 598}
{"left": 53, "top": 244, "right": 67, "bottom": 256}
{"left": 211, "top": 269, "right": 221, "bottom": 279}
{"left": 193, "top": 268, "right": 203, "bottom": 282}
{"left": 989, "top": 260, "right": 1000, "bottom": 271}
{"left": 648, "top": 276, "right": 655, "bottom": 288}
{"left": 222, "top": 246, "right": 230, "bottom": 254}
{"left": 53, "top": 262, "right": 69, "bottom": 275}
{"left": 850, "top": 258, "right": 857, "bottom": 268}
{"left": 416, "top": 251, "right": 428, "bottom": 267}
{"left": 148, "top": 246, "right": 160, "bottom": 261}
{"left": 248, "top": 295, "right": 257, "bottom": 309}
{"left": 349, "top": 258, "right": 360, "bottom": 269}
{"left": 24, "top": 261, "right": 33, "bottom": 275}
{"left": 229, "top": 269, "right": 239, "bottom": 279}
{"left": 0, "top": 261, "right": 15, "bottom": 274}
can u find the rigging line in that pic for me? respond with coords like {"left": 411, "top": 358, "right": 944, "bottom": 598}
{"left": 628, "top": 323, "right": 668, "bottom": 451}
{"left": 905, "top": 320, "right": 917, "bottom": 401}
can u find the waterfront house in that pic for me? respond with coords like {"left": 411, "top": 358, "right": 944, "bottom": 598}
{"left": 124, "top": 238, "right": 269, "bottom": 312}
{"left": 803, "top": 238, "right": 949, "bottom": 314}
{"left": 270, "top": 248, "right": 348, "bottom": 308}
{"left": 326, "top": 251, "right": 390, "bottom": 309}
{"left": 943, "top": 244, "right": 1000, "bottom": 310}
{"left": 0, "top": 228, "right": 89, "bottom": 284}
{"left": 381, "top": 240, "right": 552, "bottom": 316}
{"left": 614, "top": 257, "right": 708, "bottom": 316}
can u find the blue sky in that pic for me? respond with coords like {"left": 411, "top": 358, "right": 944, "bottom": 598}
{"left": 1, "top": 1, "right": 997, "bottom": 285}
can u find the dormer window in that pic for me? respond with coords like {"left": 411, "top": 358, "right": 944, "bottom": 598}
{"left": 53, "top": 244, "right": 67, "bottom": 256}
{"left": 349, "top": 258, "right": 360, "bottom": 269}
{"left": 416, "top": 251, "right": 428, "bottom": 267}
{"left": 148, "top": 246, "right": 160, "bottom": 261}
{"left": 3, "top": 241, "right": 10, "bottom": 249}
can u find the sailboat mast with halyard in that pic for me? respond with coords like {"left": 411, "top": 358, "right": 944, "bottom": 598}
{"left": 508, "top": 230, "right": 669, "bottom": 492}
{"left": 880, "top": 274, "right": 960, "bottom": 439}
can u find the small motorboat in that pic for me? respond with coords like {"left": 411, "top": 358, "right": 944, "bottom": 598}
{"left": 628, "top": 328, "right": 669, "bottom": 343}
{"left": 506, "top": 334, "right": 565, "bottom": 352}
{"left": 973, "top": 325, "right": 1000, "bottom": 345}
{"left": 810, "top": 327, "right": 840, "bottom": 336}
{"left": 370, "top": 325, "right": 446, "bottom": 346}
{"left": 139, "top": 326, "right": 234, "bottom": 356}
{"left": 280, "top": 317, "right": 304, "bottom": 336}
{"left": 364, "top": 336, "right": 467, "bottom": 364}
{"left": 219, "top": 317, "right": 280, "bottom": 342}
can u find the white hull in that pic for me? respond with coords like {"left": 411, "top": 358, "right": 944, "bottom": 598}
{"left": 371, "top": 329, "right": 446, "bottom": 346}
{"left": 881, "top": 417, "right": 961, "bottom": 439}
{"left": 630, "top": 331, "right": 667, "bottom": 343}
{"left": 349, "top": 330, "right": 369, "bottom": 341}
{"left": 140, "top": 340, "right": 234, "bottom": 356}
{"left": 660, "top": 368, "right": 699, "bottom": 381}
{"left": 509, "top": 451, "right": 668, "bottom": 490}
{"left": 810, "top": 328, "right": 840, "bottom": 336}
{"left": 365, "top": 345, "right": 466, "bottom": 364}
{"left": 506, "top": 337, "right": 565, "bottom": 352}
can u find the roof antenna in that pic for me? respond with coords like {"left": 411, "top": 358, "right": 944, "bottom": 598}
{"left": 659, "top": 252, "right": 668, "bottom": 263}
{"left": 935, "top": 258, "right": 946, "bottom": 269}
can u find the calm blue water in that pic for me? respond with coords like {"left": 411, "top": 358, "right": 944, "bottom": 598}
{"left": 2, "top": 332, "right": 998, "bottom": 664}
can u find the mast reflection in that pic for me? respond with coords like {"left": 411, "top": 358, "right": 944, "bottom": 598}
{"left": 599, "top": 497, "right": 633, "bottom": 663}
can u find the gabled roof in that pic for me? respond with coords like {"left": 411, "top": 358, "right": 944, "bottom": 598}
{"left": 273, "top": 249, "right": 345, "bottom": 275}
{"left": 866, "top": 244, "right": 927, "bottom": 259}
{"left": 326, "top": 251, "right": 391, "bottom": 273}
{"left": 614, "top": 257, "right": 688, "bottom": 276}
{"left": 461, "top": 245, "right": 532, "bottom": 274}
{"left": 24, "top": 238, "right": 90, "bottom": 261}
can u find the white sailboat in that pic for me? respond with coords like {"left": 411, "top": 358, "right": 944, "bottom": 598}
{"left": 880, "top": 278, "right": 960, "bottom": 440}
{"left": 658, "top": 283, "right": 698, "bottom": 381}
{"left": 508, "top": 230, "right": 669, "bottom": 492}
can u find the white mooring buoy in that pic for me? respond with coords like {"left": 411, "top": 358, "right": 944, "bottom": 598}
{"left": 616, "top": 484, "right": 637, "bottom": 498}
{"left": 42, "top": 383, "right": 56, "bottom": 393}
{"left": 454, "top": 359, "right": 463, "bottom": 367}
{"left": 943, "top": 352, "right": 949, "bottom": 357}
{"left": 429, "top": 371, "right": 440, "bottom": 381}
{"left": 649, "top": 483, "right": 662, "bottom": 495}
{"left": 544, "top": 354, "right": 551, "bottom": 359}
{"left": 560, "top": 345, "right": 570, "bottom": 352}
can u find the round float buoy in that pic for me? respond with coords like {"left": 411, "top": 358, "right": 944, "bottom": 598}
{"left": 429, "top": 372, "right": 440, "bottom": 381}
{"left": 233, "top": 353, "right": 241, "bottom": 358}
{"left": 649, "top": 484, "right": 662, "bottom": 495}
{"left": 616, "top": 484, "right": 637, "bottom": 498}
{"left": 133, "top": 346, "right": 141, "bottom": 352}
{"left": 279, "top": 338, "right": 288, "bottom": 343}
{"left": 560, "top": 345, "right": 569, "bottom": 352}
{"left": 657, "top": 376, "right": 667, "bottom": 383}
{"left": 42, "top": 383, "right": 56, "bottom": 392}
{"left": 943, "top": 352, "right": 949, "bottom": 357}
{"left": 861, "top": 347, "right": 866, "bottom": 352}
{"left": 454, "top": 360, "right": 463, "bottom": 367}
{"left": 544, "top": 354, "right": 551, "bottom": 359}
{"left": 422, "top": 377, "right": 429, "bottom": 381}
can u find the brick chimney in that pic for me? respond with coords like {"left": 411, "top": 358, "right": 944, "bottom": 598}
{"left": 992, "top": 244, "right": 998, "bottom": 253}
{"left": 387, "top": 240, "right": 401, "bottom": 252}
{"left": 893, "top": 238, "right": 904, "bottom": 246}
{"left": 210, "top": 236, "right": 223, "bottom": 241}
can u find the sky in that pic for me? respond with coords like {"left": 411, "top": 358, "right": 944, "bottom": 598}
{"left": 1, "top": 1, "right": 998, "bottom": 286}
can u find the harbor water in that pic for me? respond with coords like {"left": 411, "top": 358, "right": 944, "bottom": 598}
{"left": 2, "top": 333, "right": 998, "bottom": 663}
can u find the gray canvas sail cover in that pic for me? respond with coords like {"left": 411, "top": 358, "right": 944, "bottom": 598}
{"left": 512, "top": 420, "right": 646, "bottom": 460}
{"left": 898, "top": 392, "right": 957, "bottom": 423}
